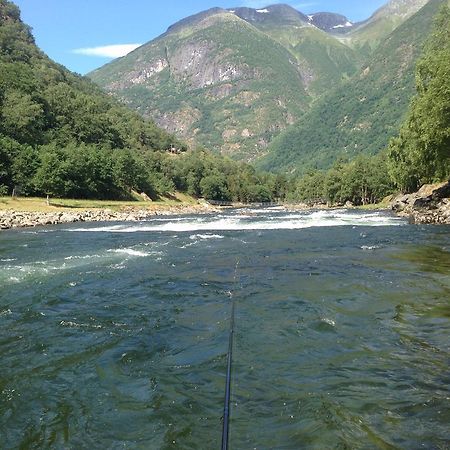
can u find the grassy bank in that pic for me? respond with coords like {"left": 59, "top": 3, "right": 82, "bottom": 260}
{"left": 0, "top": 193, "right": 199, "bottom": 213}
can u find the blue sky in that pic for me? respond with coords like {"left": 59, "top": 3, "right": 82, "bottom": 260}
{"left": 15, "top": 0, "right": 387, "bottom": 75}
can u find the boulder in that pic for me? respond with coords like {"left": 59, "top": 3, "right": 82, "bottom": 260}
{"left": 392, "top": 181, "right": 450, "bottom": 224}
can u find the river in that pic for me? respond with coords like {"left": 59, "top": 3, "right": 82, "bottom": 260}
{"left": 1, "top": 209, "right": 449, "bottom": 449}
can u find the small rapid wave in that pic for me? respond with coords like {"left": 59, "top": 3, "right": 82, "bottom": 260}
{"left": 0, "top": 245, "right": 163, "bottom": 285}
{"left": 189, "top": 234, "right": 225, "bottom": 240}
{"left": 107, "top": 248, "right": 152, "bottom": 257}
{"left": 66, "top": 209, "right": 405, "bottom": 233}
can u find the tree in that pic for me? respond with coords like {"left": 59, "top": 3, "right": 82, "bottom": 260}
{"left": 388, "top": 5, "right": 450, "bottom": 192}
{"left": 200, "top": 173, "right": 230, "bottom": 201}
{"left": 0, "top": 91, "right": 45, "bottom": 144}
{"left": 33, "top": 146, "right": 69, "bottom": 197}
{"left": 11, "top": 144, "right": 39, "bottom": 195}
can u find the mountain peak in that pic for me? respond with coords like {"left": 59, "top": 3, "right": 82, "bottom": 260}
{"left": 307, "top": 12, "right": 354, "bottom": 32}
{"left": 228, "top": 4, "right": 309, "bottom": 25}
{"left": 165, "top": 7, "right": 227, "bottom": 35}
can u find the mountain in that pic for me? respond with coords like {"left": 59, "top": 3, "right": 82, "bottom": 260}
{"left": 89, "top": 5, "right": 361, "bottom": 161}
{"left": 0, "top": 1, "right": 177, "bottom": 153}
{"left": 308, "top": 12, "right": 354, "bottom": 32}
{"left": 0, "top": 0, "right": 284, "bottom": 203}
{"left": 0, "top": 0, "right": 181, "bottom": 198}
{"left": 89, "top": 1, "right": 433, "bottom": 164}
{"left": 239, "top": 5, "right": 361, "bottom": 96}
{"left": 257, "top": 0, "right": 443, "bottom": 174}
{"left": 340, "top": 0, "right": 430, "bottom": 52}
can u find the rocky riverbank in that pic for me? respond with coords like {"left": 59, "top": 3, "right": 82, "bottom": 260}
{"left": 0, "top": 203, "right": 218, "bottom": 230}
{"left": 391, "top": 181, "right": 450, "bottom": 224}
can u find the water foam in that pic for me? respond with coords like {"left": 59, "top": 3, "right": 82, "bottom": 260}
{"left": 189, "top": 234, "right": 225, "bottom": 240}
{"left": 67, "top": 210, "right": 405, "bottom": 233}
{"left": 0, "top": 245, "right": 163, "bottom": 286}
{"left": 107, "top": 248, "right": 151, "bottom": 257}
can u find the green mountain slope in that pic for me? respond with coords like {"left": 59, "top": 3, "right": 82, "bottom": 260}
{"left": 89, "top": 5, "right": 361, "bottom": 161}
{"left": 0, "top": 0, "right": 180, "bottom": 200}
{"left": 339, "top": 0, "right": 430, "bottom": 53}
{"left": 0, "top": 0, "right": 283, "bottom": 203}
{"left": 258, "top": 0, "right": 443, "bottom": 174}
{"left": 248, "top": 9, "right": 360, "bottom": 96}
{"left": 0, "top": 1, "right": 177, "bottom": 153}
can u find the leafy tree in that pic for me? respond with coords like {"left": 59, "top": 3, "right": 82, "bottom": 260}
{"left": 11, "top": 144, "right": 39, "bottom": 195}
{"left": 200, "top": 173, "right": 231, "bottom": 201}
{"left": 388, "top": 5, "right": 450, "bottom": 191}
{"left": 0, "top": 144, "right": 11, "bottom": 194}
{"left": 33, "top": 146, "right": 69, "bottom": 197}
{"left": 0, "top": 91, "right": 44, "bottom": 143}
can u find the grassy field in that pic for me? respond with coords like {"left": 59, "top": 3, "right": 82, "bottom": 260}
{"left": 0, "top": 192, "right": 199, "bottom": 212}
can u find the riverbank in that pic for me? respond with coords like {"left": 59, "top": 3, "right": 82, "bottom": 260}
{"left": 0, "top": 196, "right": 219, "bottom": 230}
{"left": 2, "top": 182, "right": 449, "bottom": 230}
{"left": 391, "top": 181, "right": 450, "bottom": 224}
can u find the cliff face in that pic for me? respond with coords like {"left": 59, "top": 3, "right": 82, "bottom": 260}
{"left": 90, "top": 10, "right": 313, "bottom": 160}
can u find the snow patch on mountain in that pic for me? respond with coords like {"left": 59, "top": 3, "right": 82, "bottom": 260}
{"left": 333, "top": 21, "right": 353, "bottom": 29}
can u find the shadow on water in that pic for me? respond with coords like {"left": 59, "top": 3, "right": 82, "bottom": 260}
{"left": 393, "top": 244, "right": 450, "bottom": 274}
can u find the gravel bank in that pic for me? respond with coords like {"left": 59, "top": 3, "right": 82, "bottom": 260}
{"left": 0, "top": 204, "right": 218, "bottom": 230}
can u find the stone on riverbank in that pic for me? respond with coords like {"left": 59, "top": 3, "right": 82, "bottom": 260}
{"left": 0, "top": 204, "right": 218, "bottom": 230}
{"left": 391, "top": 181, "right": 450, "bottom": 224}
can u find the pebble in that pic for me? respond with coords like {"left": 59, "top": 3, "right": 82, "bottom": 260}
{"left": 0, "top": 204, "right": 218, "bottom": 230}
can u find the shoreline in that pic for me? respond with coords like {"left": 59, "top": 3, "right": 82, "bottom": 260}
{"left": 0, "top": 202, "right": 220, "bottom": 230}
{"left": 1, "top": 182, "right": 449, "bottom": 230}
{"left": 0, "top": 200, "right": 368, "bottom": 230}
{"left": 391, "top": 181, "right": 450, "bottom": 225}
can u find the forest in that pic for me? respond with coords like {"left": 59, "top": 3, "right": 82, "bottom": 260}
{"left": 0, "top": 0, "right": 279, "bottom": 203}
{"left": 288, "top": 4, "right": 450, "bottom": 206}
{"left": 0, "top": 0, "right": 449, "bottom": 206}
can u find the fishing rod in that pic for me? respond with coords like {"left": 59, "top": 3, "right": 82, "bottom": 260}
{"left": 221, "top": 260, "right": 240, "bottom": 450}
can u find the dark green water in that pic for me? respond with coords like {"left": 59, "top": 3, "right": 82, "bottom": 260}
{"left": 0, "top": 210, "right": 449, "bottom": 449}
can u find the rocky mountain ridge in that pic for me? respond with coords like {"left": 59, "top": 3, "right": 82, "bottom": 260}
{"left": 89, "top": 1, "right": 431, "bottom": 162}
{"left": 259, "top": 0, "right": 441, "bottom": 173}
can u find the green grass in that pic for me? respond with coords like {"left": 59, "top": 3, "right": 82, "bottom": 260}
{"left": 0, "top": 192, "right": 198, "bottom": 212}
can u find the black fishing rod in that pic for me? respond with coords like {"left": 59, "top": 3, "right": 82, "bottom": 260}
{"left": 221, "top": 260, "right": 240, "bottom": 450}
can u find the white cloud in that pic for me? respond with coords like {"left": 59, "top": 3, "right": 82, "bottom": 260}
{"left": 72, "top": 44, "right": 142, "bottom": 58}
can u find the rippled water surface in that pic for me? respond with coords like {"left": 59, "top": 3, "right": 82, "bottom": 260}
{"left": 1, "top": 209, "right": 449, "bottom": 449}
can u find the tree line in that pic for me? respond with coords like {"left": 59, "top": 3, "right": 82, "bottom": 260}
{"left": 0, "top": 0, "right": 286, "bottom": 203}
{"left": 288, "top": 5, "right": 450, "bottom": 206}
{"left": 1, "top": 1, "right": 448, "bottom": 206}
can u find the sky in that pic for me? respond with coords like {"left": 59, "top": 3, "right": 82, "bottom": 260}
{"left": 14, "top": 0, "right": 387, "bottom": 75}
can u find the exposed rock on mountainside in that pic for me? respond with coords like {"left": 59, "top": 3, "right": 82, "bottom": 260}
{"left": 89, "top": 4, "right": 362, "bottom": 161}
{"left": 90, "top": 1, "right": 432, "bottom": 164}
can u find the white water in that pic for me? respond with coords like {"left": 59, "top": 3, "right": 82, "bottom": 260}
{"left": 0, "top": 245, "right": 165, "bottom": 285}
{"left": 1, "top": 210, "right": 405, "bottom": 286}
{"left": 67, "top": 210, "right": 405, "bottom": 233}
